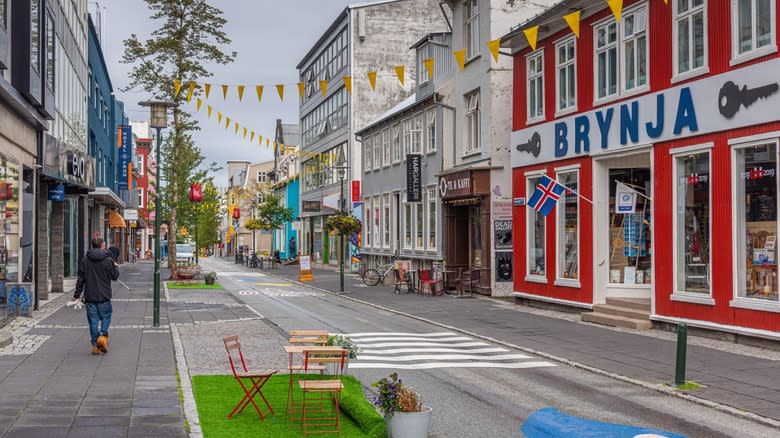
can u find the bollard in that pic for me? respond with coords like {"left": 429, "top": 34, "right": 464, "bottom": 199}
{"left": 674, "top": 322, "right": 688, "bottom": 386}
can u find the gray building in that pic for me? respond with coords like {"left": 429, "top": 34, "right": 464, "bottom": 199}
{"left": 357, "top": 33, "right": 453, "bottom": 272}
{"left": 296, "top": 0, "right": 447, "bottom": 268}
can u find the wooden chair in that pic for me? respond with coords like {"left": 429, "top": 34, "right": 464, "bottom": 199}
{"left": 298, "top": 348, "right": 347, "bottom": 436}
{"left": 463, "top": 269, "right": 481, "bottom": 295}
{"left": 222, "top": 335, "right": 277, "bottom": 420}
{"left": 287, "top": 330, "right": 328, "bottom": 417}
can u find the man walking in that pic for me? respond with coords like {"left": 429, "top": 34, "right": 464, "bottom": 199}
{"left": 72, "top": 237, "right": 120, "bottom": 354}
{"left": 108, "top": 242, "right": 120, "bottom": 263}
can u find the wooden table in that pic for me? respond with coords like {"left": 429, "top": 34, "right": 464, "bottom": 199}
{"left": 283, "top": 345, "right": 345, "bottom": 420}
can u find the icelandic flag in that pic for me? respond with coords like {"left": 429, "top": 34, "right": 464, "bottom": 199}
{"left": 527, "top": 175, "right": 564, "bottom": 217}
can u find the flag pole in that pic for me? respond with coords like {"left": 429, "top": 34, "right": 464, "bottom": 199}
{"left": 616, "top": 180, "right": 653, "bottom": 201}
{"left": 547, "top": 176, "right": 594, "bottom": 205}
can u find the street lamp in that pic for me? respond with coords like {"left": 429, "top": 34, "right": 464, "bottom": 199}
{"left": 139, "top": 99, "right": 176, "bottom": 328}
{"left": 335, "top": 147, "right": 349, "bottom": 293}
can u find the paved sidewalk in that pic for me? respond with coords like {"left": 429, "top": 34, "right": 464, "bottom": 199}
{"left": 251, "top": 259, "right": 780, "bottom": 423}
{"left": 0, "top": 262, "right": 187, "bottom": 438}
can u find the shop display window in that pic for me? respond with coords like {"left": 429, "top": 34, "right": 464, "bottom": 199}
{"left": 470, "top": 205, "right": 482, "bottom": 267}
{"left": 0, "top": 159, "right": 20, "bottom": 317}
{"left": 608, "top": 169, "right": 652, "bottom": 285}
{"left": 373, "top": 196, "right": 380, "bottom": 247}
{"left": 403, "top": 195, "right": 412, "bottom": 249}
{"left": 527, "top": 175, "right": 545, "bottom": 278}
{"left": 735, "top": 141, "right": 779, "bottom": 302}
{"left": 674, "top": 151, "right": 710, "bottom": 294}
{"left": 556, "top": 171, "right": 579, "bottom": 282}
{"left": 364, "top": 198, "right": 371, "bottom": 247}
{"left": 415, "top": 202, "right": 423, "bottom": 249}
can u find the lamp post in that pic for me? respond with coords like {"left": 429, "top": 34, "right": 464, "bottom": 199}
{"left": 139, "top": 99, "right": 176, "bottom": 328}
{"left": 335, "top": 148, "right": 349, "bottom": 293}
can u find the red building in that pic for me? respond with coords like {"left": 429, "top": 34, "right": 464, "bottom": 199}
{"left": 503, "top": 0, "right": 779, "bottom": 339}
{"left": 135, "top": 137, "right": 152, "bottom": 259}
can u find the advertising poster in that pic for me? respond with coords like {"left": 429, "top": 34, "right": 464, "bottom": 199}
{"left": 494, "top": 220, "right": 513, "bottom": 249}
{"left": 496, "top": 252, "right": 513, "bottom": 282}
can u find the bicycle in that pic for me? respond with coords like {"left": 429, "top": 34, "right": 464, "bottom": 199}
{"left": 362, "top": 260, "right": 395, "bottom": 286}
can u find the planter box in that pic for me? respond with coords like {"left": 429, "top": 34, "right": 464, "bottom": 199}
{"left": 386, "top": 406, "right": 432, "bottom": 438}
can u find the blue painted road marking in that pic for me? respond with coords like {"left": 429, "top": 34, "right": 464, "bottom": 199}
{"left": 521, "top": 407, "right": 686, "bottom": 438}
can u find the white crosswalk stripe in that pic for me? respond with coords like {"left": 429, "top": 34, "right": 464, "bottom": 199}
{"left": 339, "top": 332, "right": 556, "bottom": 370}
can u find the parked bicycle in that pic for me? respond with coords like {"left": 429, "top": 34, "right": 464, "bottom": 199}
{"left": 362, "top": 257, "right": 397, "bottom": 286}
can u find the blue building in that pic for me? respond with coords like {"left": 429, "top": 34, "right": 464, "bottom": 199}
{"left": 271, "top": 145, "right": 301, "bottom": 261}
{"left": 86, "top": 14, "right": 128, "bottom": 255}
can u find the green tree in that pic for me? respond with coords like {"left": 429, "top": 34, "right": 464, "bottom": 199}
{"left": 256, "top": 193, "right": 294, "bottom": 232}
{"left": 122, "top": 0, "right": 235, "bottom": 276}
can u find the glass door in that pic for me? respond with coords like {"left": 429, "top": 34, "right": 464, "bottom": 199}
{"left": 608, "top": 168, "right": 652, "bottom": 286}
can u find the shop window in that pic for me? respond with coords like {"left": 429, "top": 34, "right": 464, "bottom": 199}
{"left": 608, "top": 168, "right": 652, "bottom": 285}
{"left": 556, "top": 170, "right": 579, "bottom": 283}
{"left": 527, "top": 50, "right": 544, "bottom": 121}
{"left": 364, "top": 136, "right": 372, "bottom": 172}
{"left": 373, "top": 196, "right": 380, "bottom": 247}
{"left": 415, "top": 201, "right": 423, "bottom": 250}
{"left": 674, "top": 150, "right": 711, "bottom": 295}
{"left": 734, "top": 141, "right": 778, "bottom": 302}
{"left": 674, "top": 0, "right": 707, "bottom": 78}
{"left": 594, "top": 21, "right": 618, "bottom": 99}
{"left": 556, "top": 37, "right": 576, "bottom": 113}
{"left": 427, "top": 188, "right": 437, "bottom": 251}
{"left": 527, "top": 175, "right": 546, "bottom": 279}
{"left": 383, "top": 194, "right": 390, "bottom": 248}
{"left": 465, "top": 0, "right": 479, "bottom": 59}
{"left": 470, "top": 205, "right": 482, "bottom": 267}
{"left": 464, "top": 91, "right": 480, "bottom": 155}
{"left": 0, "top": 158, "right": 20, "bottom": 309}
{"left": 373, "top": 133, "right": 381, "bottom": 169}
{"left": 392, "top": 124, "right": 401, "bottom": 163}
{"left": 426, "top": 109, "right": 436, "bottom": 153}
{"left": 403, "top": 194, "right": 412, "bottom": 249}
{"left": 731, "top": 0, "right": 776, "bottom": 62}
{"left": 364, "top": 197, "right": 372, "bottom": 248}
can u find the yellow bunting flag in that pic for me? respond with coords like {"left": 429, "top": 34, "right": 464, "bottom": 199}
{"left": 297, "top": 82, "right": 305, "bottom": 99}
{"left": 255, "top": 85, "right": 264, "bottom": 103}
{"left": 320, "top": 80, "right": 328, "bottom": 97}
{"left": 423, "top": 58, "right": 434, "bottom": 80}
{"left": 204, "top": 83, "right": 212, "bottom": 99}
{"left": 186, "top": 82, "right": 195, "bottom": 102}
{"left": 607, "top": 0, "right": 623, "bottom": 21}
{"left": 237, "top": 85, "right": 245, "bottom": 102}
{"left": 243, "top": 127, "right": 247, "bottom": 139}
{"left": 487, "top": 38, "right": 501, "bottom": 62}
{"left": 563, "top": 10, "right": 581, "bottom": 38}
{"left": 173, "top": 79, "right": 182, "bottom": 97}
{"left": 225, "top": 117, "right": 231, "bottom": 129}
{"left": 453, "top": 49, "right": 466, "bottom": 71}
{"left": 258, "top": 135, "right": 263, "bottom": 145}
{"left": 221, "top": 84, "right": 229, "bottom": 99}
{"left": 394, "top": 65, "right": 405, "bottom": 86}
{"left": 266, "top": 139, "right": 270, "bottom": 147}
{"left": 367, "top": 71, "right": 377, "bottom": 91}
{"left": 207, "top": 105, "right": 213, "bottom": 118}
{"left": 250, "top": 131, "right": 255, "bottom": 142}
{"left": 343, "top": 76, "right": 352, "bottom": 94}
{"left": 217, "top": 112, "right": 223, "bottom": 123}
{"left": 276, "top": 84, "right": 285, "bottom": 101}
{"left": 234, "top": 122, "right": 239, "bottom": 134}
{"left": 196, "top": 98, "right": 203, "bottom": 112}
{"left": 524, "top": 26, "right": 540, "bottom": 51}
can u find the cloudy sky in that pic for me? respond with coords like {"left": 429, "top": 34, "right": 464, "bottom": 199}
{"left": 96, "top": 0, "right": 356, "bottom": 187}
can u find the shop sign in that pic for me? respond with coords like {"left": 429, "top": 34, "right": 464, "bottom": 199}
{"left": 616, "top": 183, "right": 636, "bottom": 214}
{"left": 291, "top": 221, "right": 301, "bottom": 230}
{"left": 41, "top": 135, "right": 95, "bottom": 189}
{"left": 512, "top": 57, "right": 780, "bottom": 168}
{"left": 494, "top": 220, "right": 513, "bottom": 249}
{"left": 47, "top": 184, "right": 65, "bottom": 201}
{"left": 439, "top": 170, "right": 471, "bottom": 199}
{"left": 124, "top": 209, "right": 139, "bottom": 220}
{"left": 493, "top": 201, "right": 512, "bottom": 219}
{"left": 406, "top": 154, "right": 422, "bottom": 202}
{"left": 302, "top": 200, "right": 321, "bottom": 213}
{"left": 679, "top": 173, "right": 710, "bottom": 185}
{"left": 118, "top": 125, "right": 133, "bottom": 190}
{"left": 351, "top": 180, "right": 360, "bottom": 203}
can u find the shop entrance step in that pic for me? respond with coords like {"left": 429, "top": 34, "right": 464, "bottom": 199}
{"left": 581, "top": 297, "right": 652, "bottom": 330}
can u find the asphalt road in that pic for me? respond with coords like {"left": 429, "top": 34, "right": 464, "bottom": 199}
{"left": 202, "top": 258, "right": 778, "bottom": 438}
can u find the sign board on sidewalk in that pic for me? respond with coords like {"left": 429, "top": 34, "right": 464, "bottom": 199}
{"left": 299, "top": 255, "right": 314, "bottom": 282}
{"left": 291, "top": 221, "right": 301, "bottom": 231}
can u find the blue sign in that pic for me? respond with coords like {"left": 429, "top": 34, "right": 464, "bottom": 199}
{"left": 521, "top": 408, "right": 686, "bottom": 438}
{"left": 48, "top": 184, "right": 65, "bottom": 201}
{"left": 118, "top": 125, "right": 133, "bottom": 190}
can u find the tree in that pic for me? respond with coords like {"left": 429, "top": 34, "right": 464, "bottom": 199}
{"left": 122, "top": 0, "right": 235, "bottom": 276}
{"left": 256, "top": 193, "right": 294, "bottom": 232}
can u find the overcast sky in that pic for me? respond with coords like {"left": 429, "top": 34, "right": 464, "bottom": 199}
{"left": 96, "top": 0, "right": 355, "bottom": 188}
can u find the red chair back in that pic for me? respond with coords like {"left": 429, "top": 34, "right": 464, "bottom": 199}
{"left": 223, "top": 335, "right": 248, "bottom": 376}
{"left": 419, "top": 269, "right": 430, "bottom": 282}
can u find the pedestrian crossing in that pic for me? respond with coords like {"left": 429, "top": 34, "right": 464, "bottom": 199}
{"left": 340, "top": 331, "right": 556, "bottom": 370}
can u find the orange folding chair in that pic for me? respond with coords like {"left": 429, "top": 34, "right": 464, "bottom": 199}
{"left": 298, "top": 347, "right": 347, "bottom": 436}
{"left": 223, "top": 335, "right": 278, "bottom": 420}
{"left": 286, "top": 330, "right": 328, "bottom": 417}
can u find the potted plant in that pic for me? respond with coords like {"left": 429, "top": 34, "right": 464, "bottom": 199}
{"left": 204, "top": 271, "right": 217, "bottom": 285}
{"left": 325, "top": 334, "right": 360, "bottom": 374}
{"left": 324, "top": 213, "right": 362, "bottom": 236}
{"left": 372, "top": 373, "right": 432, "bottom": 438}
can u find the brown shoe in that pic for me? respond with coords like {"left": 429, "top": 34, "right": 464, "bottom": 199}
{"left": 92, "top": 345, "right": 101, "bottom": 355}
{"left": 96, "top": 335, "right": 108, "bottom": 353}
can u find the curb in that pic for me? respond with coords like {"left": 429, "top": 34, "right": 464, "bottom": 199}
{"left": 263, "top": 270, "right": 780, "bottom": 430}
{"left": 0, "top": 329, "right": 12, "bottom": 348}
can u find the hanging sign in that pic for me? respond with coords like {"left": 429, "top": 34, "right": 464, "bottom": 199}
{"left": 118, "top": 125, "right": 133, "bottom": 190}
{"left": 406, "top": 154, "right": 422, "bottom": 202}
{"left": 615, "top": 183, "right": 636, "bottom": 214}
{"left": 48, "top": 183, "right": 65, "bottom": 201}
{"left": 351, "top": 180, "right": 361, "bottom": 203}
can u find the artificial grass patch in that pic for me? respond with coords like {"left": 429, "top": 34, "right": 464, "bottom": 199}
{"left": 192, "top": 374, "right": 385, "bottom": 438}
{"left": 166, "top": 281, "right": 224, "bottom": 289}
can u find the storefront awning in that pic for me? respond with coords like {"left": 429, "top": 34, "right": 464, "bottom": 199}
{"left": 88, "top": 187, "right": 126, "bottom": 208}
{"left": 108, "top": 210, "right": 126, "bottom": 228}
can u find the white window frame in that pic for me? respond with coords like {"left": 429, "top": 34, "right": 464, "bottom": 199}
{"left": 414, "top": 200, "right": 424, "bottom": 251}
{"left": 465, "top": 0, "right": 480, "bottom": 60}
{"left": 403, "top": 118, "right": 412, "bottom": 158}
{"left": 670, "top": 144, "right": 715, "bottom": 304}
{"left": 554, "top": 167, "right": 580, "bottom": 288}
{"left": 427, "top": 187, "right": 437, "bottom": 252}
{"left": 136, "top": 154, "right": 145, "bottom": 177}
{"left": 411, "top": 113, "right": 423, "bottom": 154}
{"left": 526, "top": 49, "right": 545, "bottom": 123}
{"left": 373, "top": 195, "right": 381, "bottom": 247}
{"left": 364, "top": 197, "right": 372, "bottom": 248}
{"left": 417, "top": 43, "right": 432, "bottom": 84}
{"left": 426, "top": 108, "right": 436, "bottom": 153}
{"left": 403, "top": 193, "right": 412, "bottom": 250}
{"left": 464, "top": 90, "right": 480, "bottom": 156}
{"left": 382, "top": 128, "right": 390, "bottom": 167}
{"left": 672, "top": 0, "right": 709, "bottom": 82}
{"left": 373, "top": 133, "right": 381, "bottom": 170}
{"left": 730, "top": 0, "right": 777, "bottom": 66}
{"left": 593, "top": 19, "right": 618, "bottom": 101}
{"left": 525, "top": 171, "right": 547, "bottom": 283}
{"left": 392, "top": 124, "right": 401, "bottom": 164}
{"left": 621, "top": 5, "right": 649, "bottom": 93}
{"left": 364, "top": 136, "right": 373, "bottom": 172}
{"left": 555, "top": 36, "right": 577, "bottom": 115}
{"left": 257, "top": 171, "right": 267, "bottom": 184}
{"left": 137, "top": 188, "right": 144, "bottom": 208}
{"left": 730, "top": 137, "right": 780, "bottom": 312}
{"left": 383, "top": 193, "right": 391, "bottom": 248}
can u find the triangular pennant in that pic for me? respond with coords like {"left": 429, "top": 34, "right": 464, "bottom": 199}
{"left": 256, "top": 85, "right": 264, "bottom": 103}
{"left": 423, "top": 58, "right": 435, "bottom": 80}
{"left": 297, "top": 82, "right": 305, "bottom": 99}
{"left": 250, "top": 131, "right": 255, "bottom": 142}
{"left": 258, "top": 135, "right": 263, "bottom": 145}
{"left": 454, "top": 49, "right": 466, "bottom": 71}
{"left": 563, "top": 10, "right": 581, "bottom": 38}
{"left": 173, "top": 79, "right": 182, "bottom": 97}
{"left": 276, "top": 84, "right": 285, "bottom": 101}
{"left": 196, "top": 98, "right": 203, "bottom": 112}
{"left": 207, "top": 105, "right": 213, "bottom": 118}
{"left": 607, "top": 0, "right": 623, "bottom": 21}
{"left": 225, "top": 117, "right": 231, "bottom": 129}
{"left": 217, "top": 112, "right": 223, "bottom": 123}
{"left": 243, "top": 127, "right": 247, "bottom": 139}
{"left": 186, "top": 82, "right": 195, "bottom": 103}
{"left": 343, "top": 76, "right": 352, "bottom": 95}
{"left": 487, "top": 39, "right": 501, "bottom": 62}
{"left": 394, "top": 65, "right": 405, "bottom": 86}
{"left": 367, "top": 71, "right": 377, "bottom": 91}
{"left": 221, "top": 84, "right": 229, "bottom": 99}
{"left": 524, "top": 26, "right": 540, "bottom": 51}
{"left": 319, "top": 80, "right": 328, "bottom": 97}
{"left": 234, "top": 122, "right": 239, "bottom": 134}
{"left": 237, "top": 85, "right": 245, "bottom": 101}
{"left": 266, "top": 138, "right": 270, "bottom": 147}
{"left": 204, "top": 83, "right": 212, "bottom": 99}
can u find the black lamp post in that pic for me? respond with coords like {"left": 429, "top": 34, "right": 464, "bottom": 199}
{"left": 139, "top": 99, "right": 175, "bottom": 328}
{"left": 335, "top": 147, "right": 349, "bottom": 293}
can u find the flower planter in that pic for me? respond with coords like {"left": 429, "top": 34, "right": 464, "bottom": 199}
{"left": 204, "top": 277, "right": 215, "bottom": 285}
{"left": 177, "top": 267, "right": 199, "bottom": 280}
{"left": 386, "top": 406, "right": 432, "bottom": 438}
